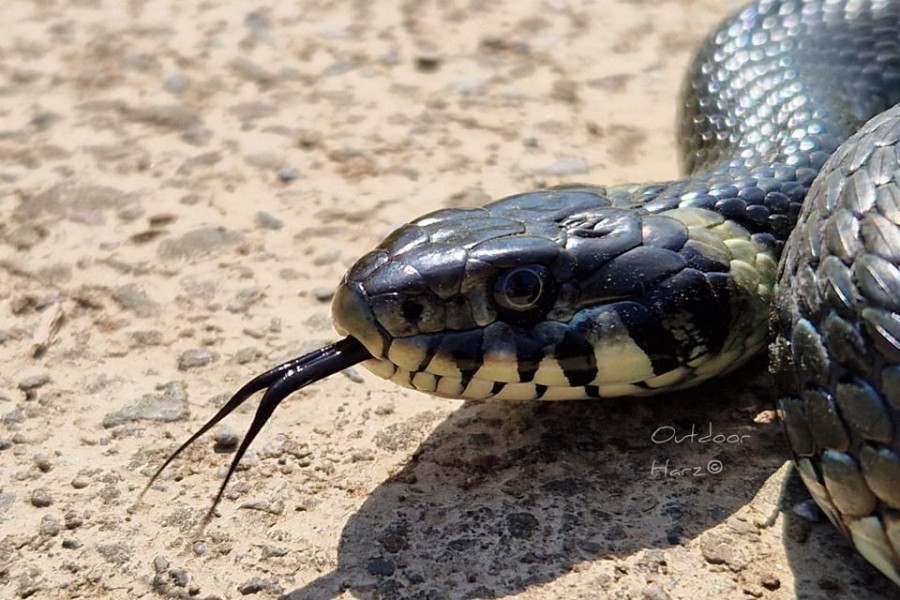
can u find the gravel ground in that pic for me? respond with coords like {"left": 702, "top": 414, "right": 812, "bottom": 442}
{"left": 0, "top": 1, "right": 897, "bottom": 599}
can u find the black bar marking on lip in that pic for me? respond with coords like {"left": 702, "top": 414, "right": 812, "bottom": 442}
{"left": 555, "top": 328, "right": 598, "bottom": 386}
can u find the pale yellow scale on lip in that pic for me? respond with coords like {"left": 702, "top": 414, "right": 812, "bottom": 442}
{"left": 582, "top": 305, "right": 656, "bottom": 385}
{"left": 589, "top": 335, "right": 655, "bottom": 384}
{"left": 531, "top": 359, "right": 571, "bottom": 387}
{"left": 473, "top": 353, "right": 521, "bottom": 383}
{"left": 459, "top": 377, "right": 497, "bottom": 399}
{"left": 435, "top": 377, "right": 464, "bottom": 397}
{"left": 365, "top": 357, "right": 398, "bottom": 380}
{"left": 411, "top": 371, "right": 438, "bottom": 393}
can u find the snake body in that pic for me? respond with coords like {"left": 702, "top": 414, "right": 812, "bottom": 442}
{"left": 149, "top": 0, "right": 900, "bottom": 585}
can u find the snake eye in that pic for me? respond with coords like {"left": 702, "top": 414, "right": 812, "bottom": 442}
{"left": 494, "top": 265, "right": 551, "bottom": 312}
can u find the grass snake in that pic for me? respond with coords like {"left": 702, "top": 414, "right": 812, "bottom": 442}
{"left": 145, "top": 0, "right": 900, "bottom": 585}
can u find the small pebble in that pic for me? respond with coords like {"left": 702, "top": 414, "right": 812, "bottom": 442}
{"left": 33, "top": 453, "right": 52, "bottom": 473}
{"left": 341, "top": 367, "right": 365, "bottom": 384}
{"left": 242, "top": 327, "right": 267, "bottom": 339}
{"left": 296, "top": 129, "right": 321, "bottom": 149}
{"left": 71, "top": 474, "right": 90, "bottom": 489}
{"left": 192, "top": 541, "right": 207, "bottom": 556}
{"left": 311, "top": 287, "right": 334, "bottom": 302}
{"left": 244, "top": 152, "right": 280, "bottom": 168}
{"left": 415, "top": 53, "right": 442, "bottom": 72}
{"left": 181, "top": 126, "right": 213, "bottom": 146}
{"left": 112, "top": 283, "right": 158, "bottom": 317}
{"left": 229, "top": 57, "right": 278, "bottom": 85}
{"left": 64, "top": 511, "right": 83, "bottom": 529}
{"left": 158, "top": 226, "right": 243, "bottom": 262}
{"left": 153, "top": 556, "right": 169, "bottom": 573}
{"left": 234, "top": 347, "right": 261, "bottom": 365}
{"left": 349, "top": 448, "right": 375, "bottom": 462}
{"left": 238, "top": 577, "right": 266, "bottom": 595}
{"left": 641, "top": 584, "right": 672, "bottom": 600}
{"left": 39, "top": 514, "right": 61, "bottom": 537}
{"left": 0, "top": 438, "right": 11, "bottom": 451}
{"left": 103, "top": 382, "right": 189, "bottom": 427}
{"left": 62, "top": 538, "right": 82, "bottom": 549}
{"left": 277, "top": 167, "right": 300, "bottom": 182}
{"left": 123, "top": 103, "right": 202, "bottom": 131}
{"left": 551, "top": 79, "right": 579, "bottom": 103}
{"left": 227, "top": 287, "right": 262, "bottom": 313}
{"left": 261, "top": 544, "right": 288, "bottom": 559}
{"left": 117, "top": 204, "right": 145, "bottom": 222}
{"left": 213, "top": 424, "right": 239, "bottom": 452}
{"left": 178, "top": 348, "right": 216, "bottom": 370}
{"left": 31, "top": 488, "right": 53, "bottom": 507}
{"left": 256, "top": 211, "right": 283, "bottom": 230}
{"left": 132, "top": 330, "right": 164, "bottom": 346}
{"left": 169, "top": 568, "right": 189, "bottom": 587}
{"left": 278, "top": 268, "right": 302, "bottom": 280}
{"left": 241, "top": 498, "right": 284, "bottom": 515}
{"left": 164, "top": 74, "right": 190, "bottom": 94}
{"left": 18, "top": 374, "right": 50, "bottom": 391}
{"left": 312, "top": 249, "right": 341, "bottom": 266}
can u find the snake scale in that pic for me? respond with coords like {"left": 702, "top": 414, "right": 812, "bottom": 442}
{"left": 146, "top": 0, "right": 900, "bottom": 586}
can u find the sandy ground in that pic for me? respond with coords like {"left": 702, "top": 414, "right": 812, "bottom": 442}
{"left": 1, "top": 0, "right": 898, "bottom": 599}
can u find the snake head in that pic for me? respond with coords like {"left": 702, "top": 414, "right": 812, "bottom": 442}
{"left": 332, "top": 185, "right": 769, "bottom": 401}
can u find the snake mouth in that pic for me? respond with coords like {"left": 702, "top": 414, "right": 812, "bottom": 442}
{"left": 140, "top": 336, "right": 372, "bottom": 524}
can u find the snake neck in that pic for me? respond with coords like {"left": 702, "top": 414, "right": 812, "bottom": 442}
{"left": 630, "top": 0, "right": 900, "bottom": 249}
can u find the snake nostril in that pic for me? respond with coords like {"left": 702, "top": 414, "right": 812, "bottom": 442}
{"left": 402, "top": 299, "right": 424, "bottom": 321}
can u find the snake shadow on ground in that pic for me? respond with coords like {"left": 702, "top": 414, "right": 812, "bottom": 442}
{"left": 270, "top": 359, "right": 884, "bottom": 600}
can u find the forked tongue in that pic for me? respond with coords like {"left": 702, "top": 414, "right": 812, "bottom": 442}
{"left": 139, "top": 336, "right": 371, "bottom": 527}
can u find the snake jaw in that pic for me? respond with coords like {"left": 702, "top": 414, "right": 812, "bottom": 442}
{"left": 141, "top": 336, "right": 371, "bottom": 525}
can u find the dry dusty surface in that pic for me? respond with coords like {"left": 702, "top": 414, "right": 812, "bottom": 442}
{"left": 1, "top": 1, "right": 898, "bottom": 599}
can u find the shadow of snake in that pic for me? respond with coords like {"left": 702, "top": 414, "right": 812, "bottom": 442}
{"left": 279, "top": 368, "right": 790, "bottom": 599}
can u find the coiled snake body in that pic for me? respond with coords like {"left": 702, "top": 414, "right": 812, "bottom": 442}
{"left": 148, "top": 0, "right": 900, "bottom": 585}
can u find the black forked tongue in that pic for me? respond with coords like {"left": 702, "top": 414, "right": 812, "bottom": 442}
{"left": 139, "top": 336, "right": 371, "bottom": 528}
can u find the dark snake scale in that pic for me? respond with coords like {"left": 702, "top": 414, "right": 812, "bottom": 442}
{"left": 145, "top": 0, "right": 900, "bottom": 585}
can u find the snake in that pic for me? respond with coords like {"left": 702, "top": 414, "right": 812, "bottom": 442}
{"left": 143, "top": 0, "right": 900, "bottom": 585}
